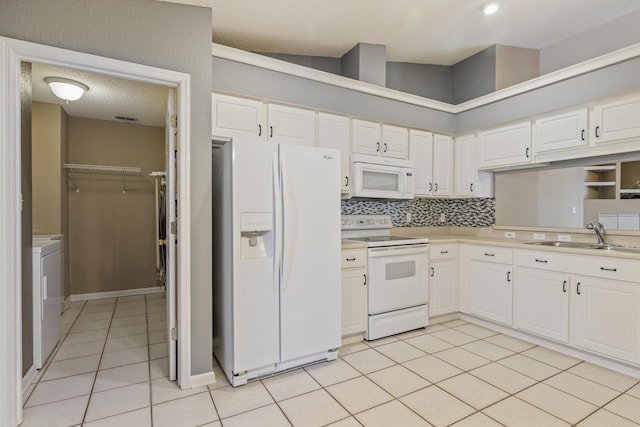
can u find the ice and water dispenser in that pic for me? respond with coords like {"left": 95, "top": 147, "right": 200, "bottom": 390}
{"left": 240, "top": 212, "right": 273, "bottom": 259}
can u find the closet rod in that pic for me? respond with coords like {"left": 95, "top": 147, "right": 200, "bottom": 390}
{"left": 63, "top": 163, "right": 141, "bottom": 174}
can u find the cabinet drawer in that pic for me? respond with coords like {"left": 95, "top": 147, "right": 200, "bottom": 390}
{"left": 341, "top": 249, "right": 367, "bottom": 269}
{"left": 570, "top": 255, "right": 640, "bottom": 283}
{"left": 468, "top": 245, "right": 512, "bottom": 264}
{"left": 516, "top": 250, "right": 577, "bottom": 272}
{"left": 430, "top": 244, "right": 458, "bottom": 260}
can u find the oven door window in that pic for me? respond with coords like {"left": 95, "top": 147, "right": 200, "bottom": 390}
{"left": 363, "top": 170, "right": 400, "bottom": 192}
{"left": 386, "top": 260, "right": 416, "bottom": 280}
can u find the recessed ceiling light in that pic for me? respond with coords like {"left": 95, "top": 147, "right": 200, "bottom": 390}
{"left": 483, "top": 1, "right": 500, "bottom": 15}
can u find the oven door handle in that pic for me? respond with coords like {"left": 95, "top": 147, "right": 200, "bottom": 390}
{"left": 368, "top": 244, "right": 429, "bottom": 257}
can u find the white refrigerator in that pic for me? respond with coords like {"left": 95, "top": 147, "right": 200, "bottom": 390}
{"left": 212, "top": 139, "right": 341, "bottom": 386}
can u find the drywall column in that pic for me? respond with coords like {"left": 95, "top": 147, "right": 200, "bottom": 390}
{"left": 341, "top": 42, "right": 387, "bottom": 86}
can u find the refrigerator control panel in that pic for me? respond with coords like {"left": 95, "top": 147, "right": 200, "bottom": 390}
{"left": 240, "top": 212, "right": 272, "bottom": 232}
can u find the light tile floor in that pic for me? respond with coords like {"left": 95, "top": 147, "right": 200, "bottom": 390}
{"left": 22, "top": 298, "right": 640, "bottom": 427}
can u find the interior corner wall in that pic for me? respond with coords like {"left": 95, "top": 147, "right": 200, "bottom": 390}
{"left": 212, "top": 57, "right": 456, "bottom": 134}
{"left": 341, "top": 43, "right": 361, "bottom": 81}
{"left": 452, "top": 45, "right": 497, "bottom": 104}
{"left": 261, "top": 53, "right": 342, "bottom": 75}
{"left": 386, "top": 62, "right": 453, "bottom": 103}
{"left": 0, "top": 0, "right": 213, "bottom": 376}
{"left": 495, "top": 46, "right": 539, "bottom": 91}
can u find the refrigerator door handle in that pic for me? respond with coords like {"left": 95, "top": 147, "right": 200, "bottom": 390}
{"left": 272, "top": 153, "right": 282, "bottom": 293}
{"left": 280, "top": 152, "right": 293, "bottom": 292}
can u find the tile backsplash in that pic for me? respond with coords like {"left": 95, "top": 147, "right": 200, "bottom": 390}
{"left": 341, "top": 198, "right": 495, "bottom": 227}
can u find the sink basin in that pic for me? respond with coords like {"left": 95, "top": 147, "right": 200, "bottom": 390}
{"left": 525, "top": 241, "right": 597, "bottom": 249}
{"left": 525, "top": 241, "right": 640, "bottom": 254}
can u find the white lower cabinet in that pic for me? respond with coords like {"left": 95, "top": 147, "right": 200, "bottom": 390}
{"left": 429, "top": 244, "right": 458, "bottom": 317}
{"left": 341, "top": 248, "right": 367, "bottom": 339}
{"left": 467, "top": 246, "right": 513, "bottom": 326}
{"left": 515, "top": 267, "right": 569, "bottom": 343}
{"left": 572, "top": 275, "right": 640, "bottom": 365}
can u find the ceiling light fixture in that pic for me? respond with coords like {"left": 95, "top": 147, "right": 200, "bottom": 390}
{"left": 44, "top": 77, "right": 89, "bottom": 103}
{"left": 483, "top": 1, "right": 500, "bottom": 15}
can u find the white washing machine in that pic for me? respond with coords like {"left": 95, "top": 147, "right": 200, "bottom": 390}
{"left": 32, "top": 240, "right": 63, "bottom": 369}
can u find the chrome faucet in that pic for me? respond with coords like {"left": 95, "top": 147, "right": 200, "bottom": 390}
{"left": 586, "top": 222, "right": 607, "bottom": 246}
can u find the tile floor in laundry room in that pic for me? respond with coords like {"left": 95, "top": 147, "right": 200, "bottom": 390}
{"left": 21, "top": 294, "right": 640, "bottom": 426}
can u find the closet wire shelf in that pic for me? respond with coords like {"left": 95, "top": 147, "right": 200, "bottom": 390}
{"left": 63, "top": 163, "right": 143, "bottom": 193}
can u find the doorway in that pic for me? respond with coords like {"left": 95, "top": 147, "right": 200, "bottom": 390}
{"left": 0, "top": 37, "right": 192, "bottom": 426}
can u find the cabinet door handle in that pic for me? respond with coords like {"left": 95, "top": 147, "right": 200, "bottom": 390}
{"left": 535, "top": 259, "right": 548, "bottom": 264}
{"left": 429, "top": 182, "right": 433, "bottom": 191}
{"left": 577, "top": 282, "right": 581, "bottom": 295}
{"left": 562, "top": 280, "right": 567, "bottom": 293}
{"left": 595, "top": 126, "right": 600, "bottom": 138}
{"left": 383, "top": 142, "right": 388, "bottom": 153}
{"left": 440, "top": 250, "right": 448, "bottom": 254}
{"left": 430, "top": 267, "right": 435, "bottom": 277}
{"left": 269, "top": 125, "right": 274, "bottom": 138}
{"left": 581, "top": 129, "right": 585, "bottom": 141}
{"left": 470, "top": 183, "right": 474, "bottom": 192}
{"left": 434, "top": 183, "right": 438, "bottom": 192}
{"left": 600, "top": 266, "right": 617, "bottom": 272}
{"left": 484, "top": 252, "right": 495, "bottom": 257}
{"left": 345, "top": 257, "right": 356, "bottom": 261}
{"left": 376, "top": 142, "right": 380, "bottom": 152}
{"left": 363, "top": 274, "right": 367, "bottom": 285}
{"left": 345, "top": 176, "right": 349, "bottom": 187}
{"left": 525, "top": 147, "right": 530, "bottom": 158}
{"left": 258, "top": 124, "right": 262, "bottom": 136}
{"left": 507, "top": 271, "right": 511, "bottom": 282}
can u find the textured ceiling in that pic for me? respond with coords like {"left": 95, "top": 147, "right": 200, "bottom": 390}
{"left": 198, "top": 0, "right": 640, "bottom": 65}
{"left": 32, "top": 63, "right": 169, "bottom": 128}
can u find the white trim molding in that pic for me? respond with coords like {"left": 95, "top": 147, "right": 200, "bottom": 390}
{"left": 0, "top": 36, "right": 199, "bottom": 427}
{"left": 212, "top": 42, "right": 640, "bottom": 114}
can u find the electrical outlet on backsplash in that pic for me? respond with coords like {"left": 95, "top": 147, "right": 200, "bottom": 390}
{"left": 341, "top": 198, "right": 495, "bottom": 228}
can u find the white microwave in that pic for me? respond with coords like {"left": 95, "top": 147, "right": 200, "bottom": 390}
{"left": 351, "top": 154, "right": 414, "bottom": 199}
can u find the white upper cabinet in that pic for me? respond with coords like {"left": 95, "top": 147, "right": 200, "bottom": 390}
{"left": 267, "top": 104, "right": 316, "bottom": 146}
{"left": 477, "top": 121, "right": 532, "bottom": 169}
{"left": 381, "top": 125, "right": 409, "bottom": 159}
{"left": 533, "top": 108, "right": 588, "bottom": 153}
{"left": 211, "top": 94, "right": 315, "bottom": 146}
{"left": 351, "top": 119, "right": 382, "bottom": 156}
{"left": 432, "top": 134, "right": 453, "bottom": 196}
{"left": 591, "top": 92, "right": 640, "bottom": 144}
{"left": 454, "top": 134, "right": 476, "bottom": 197}
{"left": 352, "top": 120, "right": 408, "bottom": 159}
{"left": 212, "top": 93, "right": 267, "bottom": 140}
{"left": 409, "top": 130, "right": 434, "bottom": 196}
{"left": 318, "top": 112, "right": 350, "bottom": 193}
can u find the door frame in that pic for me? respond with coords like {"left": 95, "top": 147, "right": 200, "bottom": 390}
{"left": 0, "top": 36, "right": 192, "bottom": 426}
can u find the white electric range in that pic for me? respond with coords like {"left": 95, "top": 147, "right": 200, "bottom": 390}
{"left": 342, "top": 215, "right": 429, "bottom": 340}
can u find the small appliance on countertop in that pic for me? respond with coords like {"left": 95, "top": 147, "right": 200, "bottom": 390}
{"left": 342, "top": 214, "right": 429, "bottom": 340}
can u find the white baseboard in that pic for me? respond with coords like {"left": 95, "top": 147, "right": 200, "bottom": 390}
{"left": 71, "top": 286, "right": 164, "bottom": 301}
{"left": 189, "top": 370, "right": 216, "bottom": 389}
{"left": 21, "top": 365, "right": 38, "bottom": 394}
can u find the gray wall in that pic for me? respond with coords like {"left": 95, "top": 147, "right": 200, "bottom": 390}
{"left": 212, "top": 57, "right": 456, "bottom": 133}
{"left": 1, "top": 0, "right": 213, "bottom": 376}
{"left": 386, "top": 62, "right": 452, "bottom": 103}
{"left": 452, "top": 45, "right": 496, "bottom": 104}
{"left": 456, "top": 55, "right": 640, "bottom": 133}
{"left": 540, "top": 9, "right": 640, "bottom": 75}
{"left": 261, "top": 53, "right": 342, "bottom": 75}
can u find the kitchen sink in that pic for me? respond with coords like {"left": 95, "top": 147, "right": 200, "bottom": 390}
{"left": 525, "top": 241, "right": 640, "bottom": 254}
{"left": 525, "top": 241, "right": 598, "bottom": 249}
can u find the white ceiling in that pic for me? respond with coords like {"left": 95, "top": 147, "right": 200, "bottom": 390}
{"left": 200, "top": 0, "right": 640, "bottom": 65}
{"left": 31, "top": 0, "right": 640, "bottom": 127}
